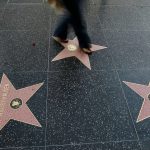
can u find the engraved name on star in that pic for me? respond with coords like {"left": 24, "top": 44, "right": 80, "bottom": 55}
{"left": 123, "top": 81, "right": 150, "bottom": 123}
{"left": 52, "top": 37, "right": 107, "bottom": 70}
{"left": 0, "top": 74, "right": 44, "bottom": 130}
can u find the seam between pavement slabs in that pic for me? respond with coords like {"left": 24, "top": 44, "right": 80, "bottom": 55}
{"left": 0, "top": 139, "right": 141, "bottom": 149}
{"left": 0, "top": 0, "right": 9, "bottom": 19}
{"left": 3, "top": 68, "right": 150, "bottom": 74}
{"left": 96, "top": 5, "right": 142, "bottom": 150}
{"left": 115, "top": 70, "right": 143, "bottom": 150}
{"left": 96, "top": 7, "right": 143, "bottom": 150}
{"left": 7, "top": 3, "right": 43, "bottom": 5}
{"left": 44, "top": 3, "right": 52, "bottom": 150}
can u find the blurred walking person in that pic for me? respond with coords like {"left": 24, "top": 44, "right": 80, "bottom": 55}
{"left": 48, "top": 0, "right": 92, "bottom": 54}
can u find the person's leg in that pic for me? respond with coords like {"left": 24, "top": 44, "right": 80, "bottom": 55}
{"left": 53, "top": 15, "right": 70, "bottom": 41}
{"left": 62, "top": 0, "right": 91, "bottom": 50}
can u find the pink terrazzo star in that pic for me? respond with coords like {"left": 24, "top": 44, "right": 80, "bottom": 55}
{"left": 52, "top": 37, "right": 107, "bottom": 70}
{"left": 123, "top": 81, "right": 150, "bottom": 123}
{"left": 0, "top": 74, "right": 44, "bottom": 130}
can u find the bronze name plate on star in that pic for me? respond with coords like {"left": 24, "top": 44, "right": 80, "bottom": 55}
{"left": 0, "top": 84, "right": 9, "bottom": 117}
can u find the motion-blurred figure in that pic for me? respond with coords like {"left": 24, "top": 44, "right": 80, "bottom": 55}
{"left": 48, "top": 0, "right": 92, "bottom": 54}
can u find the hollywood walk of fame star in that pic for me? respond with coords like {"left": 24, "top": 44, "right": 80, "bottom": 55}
{"left": 52, "top": 37, "right": 107, "bottom": 70}
{"left": 123, "top": 81, "right": 150, "bottom": 123}
{"left": 0, "top": 74, "right": 44, "bottom": 130}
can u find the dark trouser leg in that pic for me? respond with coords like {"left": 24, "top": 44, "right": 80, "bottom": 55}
{"left": 54, "top": 15, "right": 70, "bottom": 40}
{"left": 62, "top": 0, "right": 91, "bottom": 48}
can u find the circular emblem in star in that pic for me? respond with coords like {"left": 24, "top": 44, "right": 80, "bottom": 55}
{"left": 10, "top": 98, "right": 22, "bottom": 109}
{"left": 67, "top": 44, "right": 78, "bottom": 52}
